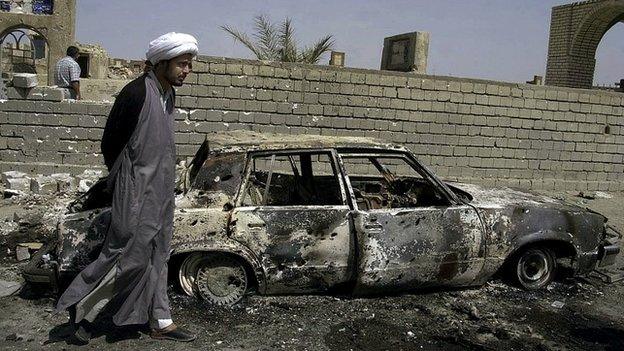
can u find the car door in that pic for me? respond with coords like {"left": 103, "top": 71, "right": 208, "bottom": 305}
{"left": 337, "top": 151, "right": 486, "bottom": 293}
{"left": 229, "top": 150, "right": 355, "bottom": 294}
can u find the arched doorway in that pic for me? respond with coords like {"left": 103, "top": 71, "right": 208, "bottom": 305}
{"left": 0, "top": 26, "right": 50, "bottom": 85}
{"left": 594, "top": 22, "right": 624, "bottom": 89}
{"left": 545, "top": 0, "right": 624, "bottom": 89}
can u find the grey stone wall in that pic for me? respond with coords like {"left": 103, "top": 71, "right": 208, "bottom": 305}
{"left": 1, "top": 55, "right": 623, "bottom": 191}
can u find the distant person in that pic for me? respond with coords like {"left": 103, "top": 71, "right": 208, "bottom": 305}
{"left": 54, "top": 46, "right": 81, "bottom": 100}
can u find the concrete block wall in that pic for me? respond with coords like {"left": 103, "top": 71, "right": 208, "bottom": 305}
{"left": 1, "top": 56, "right": 623, "bottom": 191}
{"left": 0, "top": 87, "right": 110, "bottom": 175}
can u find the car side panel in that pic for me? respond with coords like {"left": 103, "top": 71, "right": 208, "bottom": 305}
{"left": 353, "top": 205, "right": 486, "bottom": 293}
{"left": 230, "top": 206, "right": 354, "bottom": 294}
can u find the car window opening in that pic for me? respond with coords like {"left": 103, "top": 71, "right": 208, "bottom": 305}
{"left": 242, "top": 152, "right": 343, "bottom": 206}
{"left": 191, "top": 152, "right": 246, "bottom": 199}
{"left": 340, "top": 154, "right": 449, "bottom": 210}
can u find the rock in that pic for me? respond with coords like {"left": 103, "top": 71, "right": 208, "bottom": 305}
{"left": 451, "top": 301, "right": 481, "bottom": 320}
{"left": 5, "top": 178, "right": 30, "bottom": 193}
{"left": 15, "top": 245, "right": 30, "bottom": 261}
{"left": 18, "top": 242, "right": 43, "bottom": 251}
{"left": 12, "top": 73, "right": 38, "bottom": 88}
{"left": 76, "top": 169, "right": 104, "bottom": 193}
{"left": 1, "top": 171, "right": 27, "bottom": 183}
{"left": 3, "top": 189, "right": 23, "bottom": 198}
{"left": 594, "top": 191, "right": 613, "bottom": 199}
{"left": 78, "top": 179, "right": 94, "bottom": 193}
{"left": 0, "top": 280, "right": 22, "bottom": 297}
{"left": 51, "top": 173, "right": 75, "bottom": 193}
{"left": 5, "top": 333, "right": 24, "bottom": 341}
{"left": 468, "top": 305, "right": 481, "bottom": 319}
{"left": 2, "top": 171, "right": 30, "bottom": 194}
{"left": 30, "top": 176, "right": 57, "bottom": 195}
{"left": 577, "top": 191, "right": 595, "bottom": 200}
{"left": 13, "top": 210, "right": 43, "bottom": 226}
{"left": 80, "top": 169, "right": 104, "bottom": 179}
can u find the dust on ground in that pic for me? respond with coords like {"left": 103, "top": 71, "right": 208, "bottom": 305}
{"left": 0, "top": 190, "right": 622, "bottom": 351}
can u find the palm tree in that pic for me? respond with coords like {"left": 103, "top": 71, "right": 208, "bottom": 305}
{"left": 221, "top": 15, "right": 334, "bottom": 64}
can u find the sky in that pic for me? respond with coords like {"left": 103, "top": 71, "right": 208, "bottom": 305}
{"left": 76, "top": 0, "right": 622, "bottom": 85}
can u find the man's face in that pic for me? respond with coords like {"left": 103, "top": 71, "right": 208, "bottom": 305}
{"left": 165, "top": 53, "right": 193, "bottom": 86}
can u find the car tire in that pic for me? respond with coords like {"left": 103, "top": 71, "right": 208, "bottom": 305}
{"left": 194, "top": 253, "right": 249, "bottom": 306}
{"left": 179, "top": 252, "right": 249, "bottom": 305}
{"left": 512, "top": 247, "right": 557, "bottom": 290}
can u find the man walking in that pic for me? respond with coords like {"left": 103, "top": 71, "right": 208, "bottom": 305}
{"left": 54, "top": 46, "right": 81, "bottom": 100}
{"left": 55, "top": 33, "right": 199, "bottom": 343}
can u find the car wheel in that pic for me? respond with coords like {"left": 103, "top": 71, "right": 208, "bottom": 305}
{"left": 514, "top": 247, "right": 557, "bottom": 290}
{"left": 194, "top": 253, "right": 249, "bottom": 306}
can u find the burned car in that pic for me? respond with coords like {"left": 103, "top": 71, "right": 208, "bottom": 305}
{"left": 23, "top": 131, "right": 620, "bottom": 305}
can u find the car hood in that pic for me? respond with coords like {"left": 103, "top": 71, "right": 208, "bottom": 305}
{"left": 447, "top": 182, "right": 586, "bottom": 212}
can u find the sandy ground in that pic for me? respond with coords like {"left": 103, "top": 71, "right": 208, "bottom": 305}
{"left": 0, "top": 190, "right": 622, "bottom": 351}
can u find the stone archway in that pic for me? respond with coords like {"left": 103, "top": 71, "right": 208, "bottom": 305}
{"left": 0, "top": 25, "right": 50, "bottom": 83}
{"left": 545, "top": 0, "right": 624, "bottom": 89}
{"left": 0, "top": 0, "right": 76, "bottom": 85}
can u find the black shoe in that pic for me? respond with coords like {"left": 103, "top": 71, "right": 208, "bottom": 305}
{"left": 72, "top": 321, "right": 91, "bottom": 344}
{"left": 150, "top": 324, "right": 196, "bottom": 342}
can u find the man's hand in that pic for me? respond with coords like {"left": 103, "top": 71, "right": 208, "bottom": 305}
{"left": 71, "top": 81, "right": 81, "bottom": 100}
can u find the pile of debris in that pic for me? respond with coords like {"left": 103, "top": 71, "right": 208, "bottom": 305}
{"left": 1, "top": 170, "right": 104, "bottom": 198}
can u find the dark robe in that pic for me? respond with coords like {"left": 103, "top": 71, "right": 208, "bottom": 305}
{"left": 56, "top": 72, "right": 176, "bottom": 326}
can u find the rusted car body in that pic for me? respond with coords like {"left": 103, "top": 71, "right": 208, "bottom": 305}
{"left": 23, "top": 131, "right": 620, "bottom": 303}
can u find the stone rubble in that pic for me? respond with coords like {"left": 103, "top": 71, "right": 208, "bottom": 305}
{"left": 1, "top": 170, "right": 105, "bottom": 197}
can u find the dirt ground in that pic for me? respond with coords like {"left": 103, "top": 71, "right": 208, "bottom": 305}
{"left": 0, "top": 190, "right": 622, "bottom": 351}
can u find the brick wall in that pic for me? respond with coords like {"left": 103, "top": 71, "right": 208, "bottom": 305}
{"left": 1, "top": 55, "right": 623, "bottom": 191}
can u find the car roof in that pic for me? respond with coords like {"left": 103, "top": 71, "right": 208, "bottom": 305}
{"left": 202, "top": 130, "right": 408, "bottom": 154}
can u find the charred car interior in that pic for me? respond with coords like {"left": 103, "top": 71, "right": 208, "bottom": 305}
{"left": 22, "top": 131, "right": 621, "bottom": 305}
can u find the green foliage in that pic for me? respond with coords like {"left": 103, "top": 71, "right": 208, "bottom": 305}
{"left": 221, "top": 15, "right": 335, "bottom": 64}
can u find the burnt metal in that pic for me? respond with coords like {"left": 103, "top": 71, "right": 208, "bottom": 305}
{"left": 23, "top": 130, "right": 620, "bottom": 299}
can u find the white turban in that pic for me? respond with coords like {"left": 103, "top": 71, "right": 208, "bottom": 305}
{"left": 146, "top": 32, "right": 198, "bottom": 65}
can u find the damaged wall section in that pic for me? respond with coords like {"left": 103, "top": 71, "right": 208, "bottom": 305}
{"left": 0, "top": 55, "right": 623, "bottom": 191}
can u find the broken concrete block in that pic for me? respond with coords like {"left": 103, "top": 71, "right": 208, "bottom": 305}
{"left": 51, "top": 173, "right": 75, "bottom": 193}
{"left": 12, "top": 73, "right": 38, "bottom": 88}
{"left": 18, "top": 242, "right": 43, "bottom": 251}
{"left": 30, "top": 175, "right": 57, "bottom": 195}
{"left": 80, "top": 169, "right": 104, "bottom": 179}
{"left": 76, "top": 169, "right": 104, "bottom": 193}
{"left": 2, "top": 171, "right": 31, "bottom": 193}
{"left": 0, "top": 280, "right": 22, "bottom": 298}
{"left": 40, "top": 87, "right": 64, "bottom": 102}
{"left": 13, "top": 210, "right": 44, "bottom": 226}
{"left": 15, "top": 243, "right": 42, "bottom": 262}
{"left": 15, "top": 245, "right": 30, "bottom": 261}
{"left": 6, "top": 87, "right": 28, "bottom": 100}
{"left": 1, "top": 171, "right": 27, "bottom": 183}
{"left": 78, "top": 178, "right": 95, "bottom": 193}
{"left": 5, "top": 178, "right": 30, "bottom": 193}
